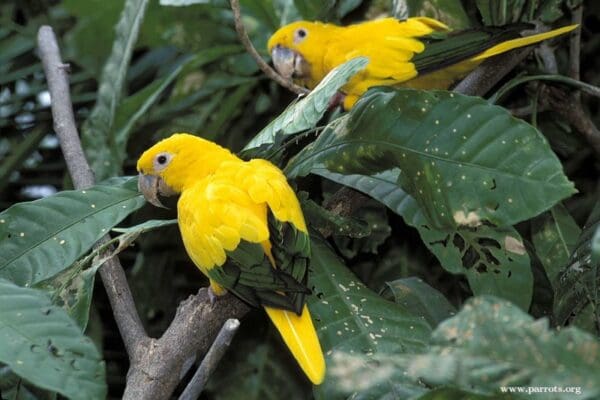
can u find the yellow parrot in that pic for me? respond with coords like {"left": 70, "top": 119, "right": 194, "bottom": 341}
{"left": 268, "top": 17, "right": 577, "bottom": 109}
{"left": 136, "top": 133, "right": 325, "bottom": 384}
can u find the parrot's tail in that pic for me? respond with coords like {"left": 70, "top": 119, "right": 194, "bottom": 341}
{"left": 472, "top": 24, "right": 578, "bottom": 61}
{"left": 265, "top": 304, "right": 325, "bottom": 384}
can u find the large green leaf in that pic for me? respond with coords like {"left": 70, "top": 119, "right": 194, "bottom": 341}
{"left": 327, "top": 296, "right": 600, "bottom": 399}
{"left": 287, "top": 88, "right": 575, "bottom": 229}
{"left": 310, "top": 168, "right": 533, "bottom": 309}
{"left": 308, "top": 238, "right": 431, "bottom": 399}
{"left": 554, "top": 202, "right": 600, "bottom": 333}
{"left": 475, "top": 0, "right": 528, "bottom": 24}
{"left": 0, "top": 279, "right": 106, "bottom": 400}
{"left": 243, "top": 57, "right": 368, "bottom": 151}
{"left": 0, "top": 177, "right": 144, "bottom": 287}
{"left": 81, "top": 0, "right": 150, "bottom": 180}
{"left": 532, "top": 204, "right": 581, "bottom": 287}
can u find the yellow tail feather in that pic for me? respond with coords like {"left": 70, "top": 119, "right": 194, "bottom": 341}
{"left": 473, "top": 24, "right": 579, "bottom": 61}
{"left": 265, "top": 304, "right": 326, "bottom": 385}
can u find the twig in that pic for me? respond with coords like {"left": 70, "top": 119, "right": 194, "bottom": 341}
{"left": 37, "top": 25, "right": 252, "bottom": 399}
{"left": 540, "top": 85, "right": 600, "bottom": 157}
{"left": 37, "top": 25, "right": 147, "bottom": 357}
{"left": 569, "top": 5, "right": 583, "bottom": 81}
{"left": 178, "top": 319, "right": 241, "bottom": 400}
{"left": 229, "top": 0, "right": 308, "bottom": 96}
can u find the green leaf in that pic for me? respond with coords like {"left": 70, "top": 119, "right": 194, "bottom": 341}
{"left": 35, "top": 262, "right": 99, "bottom": 331}
{"left": 81, "top": 0, "right": 151, "bottom": 181}
{"left": 0, "top": 279, "right": 106, "bottom": 400}
{"left": 243, "top": 57, "right": 369, "bottom": 151}
{"left": 532, "top": 204, "right": 581, "bottom": 287}
{"left": 308, "top": 238, "right": 431, "bottom": 399}
{"left": 385, "top": 277, "right": 456, "bottom": 327}
{"left": 398, "top": 0, "right": 470, "bottom": 29}
{"left": 300, "top": 195, "right": 370, "bottom": 239}
{"left": 475, "top": 0, "right": 528, "bottom": 25}
{"left": 554, "top": 202, "right": 600, "bottom": 332}
{"left": 293, "top": 0, "right": 335, "bottom": 20}
{"left": 311, "top": 169, "right": 533, "bottom": 309}
{"left": 327, "top": 296, "right": 600, "bottom": 398}
{"left": 0, "top": 177, "right": 144, "bottom": 287}
{"left": 592, "top": 226, "right": 600, "bottom": 265}
{"left": 407, "top": 296, "right": 600, "bottom": 399}
{"left": 287, "top": 88, "right": 575, "bottom": 229}
{"left": 113, "top": 57, "right": 191, "bottom": 150}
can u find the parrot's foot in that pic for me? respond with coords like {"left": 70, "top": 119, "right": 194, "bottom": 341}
{"left": 208, "top": 286, "right": 218, "bottom": 306}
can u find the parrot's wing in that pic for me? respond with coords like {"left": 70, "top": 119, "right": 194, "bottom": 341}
{"left": 411, "top": 24, "right": 530, "bottom": 75}
{"left": 183, "top": 159, "right": 311, "bottom": 314}
{"left": 219, "top": 211, "right": 311, "bottom": 314}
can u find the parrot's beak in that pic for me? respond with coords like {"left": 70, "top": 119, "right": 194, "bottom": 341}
{"left": 271, "top": 45, "right": 310, "bottom": 79}
{"left": 138, "top": 173, "right": 171, "bottom": 209}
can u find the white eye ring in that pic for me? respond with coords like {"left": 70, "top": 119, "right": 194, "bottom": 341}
{"left": 153, "top": 152, "right": 172, "bottom": 171}
{"left": 294, "top": 28, "right": 307, "bottom": 44}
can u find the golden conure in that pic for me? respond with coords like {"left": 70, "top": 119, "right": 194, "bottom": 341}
{"left": 136, "top": 133, "right": 325, "bottom": 384}
{"left": 268, "top": 17, "right": 577, "bottom": 109}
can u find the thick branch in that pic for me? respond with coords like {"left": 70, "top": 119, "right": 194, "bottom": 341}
{"left": 123, "top": 291, "right": 249, "bottom": 400}
{"left": 179, "top": 319, "right": 241, "bottom": 400}
{"left": 230, "top": 0, "right": 308, "bottom": 96}
{"left": 37, "top": 25, "right": 147, "bottom": 357}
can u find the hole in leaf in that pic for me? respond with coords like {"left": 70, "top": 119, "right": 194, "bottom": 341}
{"left": 429, "top": 235, "right": 450, "bottom": 247}
{"left": 452, "top": 234, "right": 465, "bottom": 252}
{"left": 477, "top": 238, "right": 501, "bottom": 249}
{"left": 462, "top": 247, "right": 480, "bottom": 268}
{"left": 476, "top": 263, "right": 487, "bottom": 273}
{"left": 490, "top": 179, "right": 497, "bottom": 190}
{"left": 481, "top": 248, "right": 500, "bottom": 266}
{"left": 508, "top": 270, "right": 512, "bottom": 278}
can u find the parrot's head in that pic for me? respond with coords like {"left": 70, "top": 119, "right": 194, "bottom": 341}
{"left": 268, "top": 21, "right": 331, "bottom": 84}
{"left": 136, "top": 133, "right": 233, "bottom": 208}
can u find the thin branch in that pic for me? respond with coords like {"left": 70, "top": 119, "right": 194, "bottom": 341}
{"left": 179, "top": 319, "right": 241, "bottom": 400}
{"left": 569, "top": 5, "right": 583, "bottom": 81}
{"left": 37, "top": 25, "right": 147, "bottom": 357}
{"left": 229, "top": 0, "right": 308, "bottom": 96}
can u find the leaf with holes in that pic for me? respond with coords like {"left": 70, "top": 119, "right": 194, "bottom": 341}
{"left": 0, "top": 177, "right": 144, "bottom": 287}
{"left": 0, "top": 278, "right": 106, "bottom": 400}
{"left": 310, "top": 168, "right": 533, "bottom": 309}
{"left": 532, "top": 204, "right": 581, "bottom": 287}
{"left": 308, "top": 238, "right": 431, "bottom": 399}
{"left": 328, "top": 296, "right": 600, "bottom": 399}
{"left": 243, "top": 57, "right": 368, "bottom": 151}
{"left": 286, "top": 88, "right": 575, "bottom": 229}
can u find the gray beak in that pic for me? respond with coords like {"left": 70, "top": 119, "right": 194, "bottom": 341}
{"left": 271, "top": 45, "right": 309, "bottom": 79}
{"left": 138, "top": 173, "right": 168, "bottom": 209}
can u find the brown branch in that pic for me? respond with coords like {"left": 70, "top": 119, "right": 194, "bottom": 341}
{"left": 37, "top": 25, "right": 251, "bottom": 399}
{"left": 230, "top": 0, "right": 308, "bottom": 96}
{"left": 569, "top": 5, "right": 583, "bottom": 81}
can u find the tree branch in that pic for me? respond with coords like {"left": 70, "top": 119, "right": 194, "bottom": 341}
{"left": 37, "top": 25, "right": 251, "bottom": 399}
{"left": 37, "top": 25, "right": 147, "bottom": 358}
{"left": 230, "top": 0, "right": 308, "bottom": 96}
{"left": 179, "top": 319, "right": 241, "bottom": 400}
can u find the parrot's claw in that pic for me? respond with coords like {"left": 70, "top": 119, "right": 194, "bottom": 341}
{"left": 208, "top": 286, "right": 218, "bottom": 306}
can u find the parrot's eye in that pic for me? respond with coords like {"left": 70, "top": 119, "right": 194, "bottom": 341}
{"left": 153, "top": 152, "right": 172, "bottom": 171}
{"left": 294, "top": 28, "right": 307, "bottom": 43}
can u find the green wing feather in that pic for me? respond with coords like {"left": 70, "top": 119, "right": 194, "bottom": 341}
{"left": 413, "top": 23, "right": 532, "bottom": 74}
{"left": 206, "top": 210, "right": 311, "bottom": 314}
